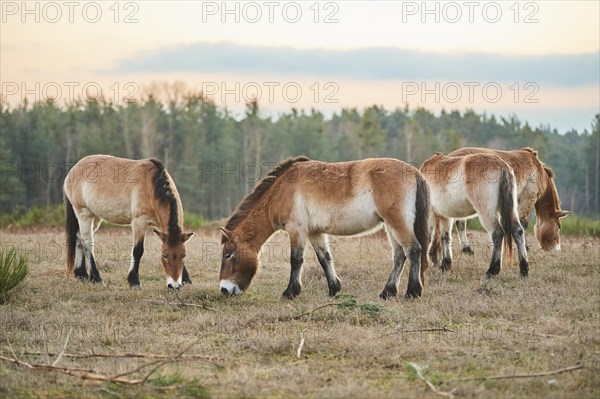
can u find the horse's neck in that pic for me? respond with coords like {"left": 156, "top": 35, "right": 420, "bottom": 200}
{"left": 236, "top": 208, "right": 276, "bottom": 252}
{"left": 156, "top": 200, "right": 183, "bottom": 236}
{"left": 534, "top": 175, "right": 558, "bottom": 216}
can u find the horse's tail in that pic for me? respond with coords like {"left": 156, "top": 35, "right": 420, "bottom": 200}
{"left": 414, "top": 173, "right": 430, "bottom": 280}
{"left": 65, "top": 196, "right": 78, "bottom": 276}
{"left": 499, "top": 168, "right": 516, "bottom": 263}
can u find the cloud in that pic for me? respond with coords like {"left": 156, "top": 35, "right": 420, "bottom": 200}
{"left": 107, "top": 42, "right": 599, "bottom": 86}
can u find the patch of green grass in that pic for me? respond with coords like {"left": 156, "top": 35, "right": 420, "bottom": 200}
{"left": 184, "top": 383, "right": 211, "bottom": 399}
{"left": 560, "top": 215, "right": 600, "bottom": 236}
{"left": 0, "top": 247, "right": 28, "bottom": 303}
{"left": 335, "top": 293, "right": 384, "bottom": 318}
{"left": 152, "top": 372, "right": 185, "bottom": 387}
{"left": 184, "top": 212, "right": 206, "bottom": 229}
{"left": 0, "top": 204, "right": 64, "bottom": 228}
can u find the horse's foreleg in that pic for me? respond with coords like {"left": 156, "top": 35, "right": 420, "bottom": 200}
{"left": 127, "top": 220, "right": 146, "bottom": 288}
{"left": 310, "top": 234, "right": 341, "bottom": 297}
{"left": 282, "top": 243, "right": 305, "bottom": 300}
{"left": 380, "top": 236, "right": 406, "bottom": 300}
{"left": 456, "top": 220, "right": 474, "bottom": 255}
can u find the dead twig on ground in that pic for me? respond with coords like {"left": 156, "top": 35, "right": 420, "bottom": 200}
{"left": 52, "top": 327, "right": 72, "bottom": 366}
{"left": 406, "top": 362, "right": 457, "bottom": 398}
{"left": 456, "top": 364, "right": 583, "bottom": 381}
{"left": 380, "top": 326, "right": 456, "bottom": 338}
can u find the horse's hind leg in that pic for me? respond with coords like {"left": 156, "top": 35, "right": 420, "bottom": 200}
{"left": 380, "top": 228, "right": 407, "bottom": 300}
{"left": 438, "top": 217, "right": 453, "bottom": 272}
{"left": 478, "top": 214, "right": 503, "bottom": 278}
{"left": 309, "top": 234, "right": 341, "bottom": 297}
{"left": 78, "top": 211, "right": 102, "bottom": 283}
{"left": 456, "top": 220, "right": 475, "bottom": 255}
{"left": 127, "top": 218, "right": 146, "bottom": 288}
{"left": 512, "top": 221, "right": 529, "bottom": 277}
{"left": 74, "top": 232, "right": 88, "bottom": 280}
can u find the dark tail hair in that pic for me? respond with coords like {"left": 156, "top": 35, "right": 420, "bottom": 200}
{"left": 414, "top": 173, "right": 430, "bottom": 281}
{"left": 499, "top": 169, "right": 515, "bottom": 262}
{"left": 65, "top": 196, "right": 79, "bottom": 276}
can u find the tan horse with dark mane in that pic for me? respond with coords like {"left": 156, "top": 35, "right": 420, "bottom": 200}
{"left": 219, "top": 156, "right": 430, "bottom": 299}
{"left": 434, "top": 147, "right": 569, "bottom": 258}
{"left": 421, "top": 152, "right": 529, "bottom": 278}
{"left": 64, "top": 155, "right": 194, "bottom": 289}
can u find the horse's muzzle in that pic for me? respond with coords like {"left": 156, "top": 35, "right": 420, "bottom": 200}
{"left": 220, "top": 279, "right": 242, "bottom": 296}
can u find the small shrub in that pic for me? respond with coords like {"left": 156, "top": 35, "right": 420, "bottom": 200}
{"left": 0, "top": 247, "right": 29, "bottom": 303}
{"left": 184, "top": 212, "right": 205, "bottom": 229}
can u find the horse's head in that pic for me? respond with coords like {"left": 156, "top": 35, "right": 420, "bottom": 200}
{"left": 154, "top": 229, "right": 194, "bottom": 289}
{"left": 219, "top": 228, "right": 258, "bottom": 296}
{"left": 534, "top": 210, "right": 570, "bottom": 251}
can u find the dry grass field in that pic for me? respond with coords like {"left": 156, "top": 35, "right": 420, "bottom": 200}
{"left": 1, "top": 227, "right": 599, "bottom": 398}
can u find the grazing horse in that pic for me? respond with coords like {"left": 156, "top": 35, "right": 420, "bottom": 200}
{"left": 219, "top": 156, "right": 430, "bottom": 299}
{"left": 421, "top": 152, "right": 529, "bottom": 278}
{"left": 64, "top": 155, "right": 194, "bottom": 289}
{"left": 432, "top": 147, "right": 569, "bottom": 258}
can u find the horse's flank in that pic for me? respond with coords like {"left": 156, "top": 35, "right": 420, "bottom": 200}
{"left": 65, "top": 155, "right": 183, "bottom": 237}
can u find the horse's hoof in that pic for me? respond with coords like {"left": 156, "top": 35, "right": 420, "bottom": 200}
{"left": 404, "top": 291, "right": 421, "bottom": 299}
{"left": 379, "top": 287, "right": 397, "bottom": 300}
{"left": 129, "top": 284, "right": 141, "bottom": 289}
{"left": 462, "top": 247, "right": 475, "bottom": 256}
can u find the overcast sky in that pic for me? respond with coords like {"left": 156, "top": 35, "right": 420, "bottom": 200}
{"left": 1, "top": 1, "right": 599, "bottom": 132}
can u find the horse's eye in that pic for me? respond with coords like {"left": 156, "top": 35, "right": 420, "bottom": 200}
{"left": 182, "top": 253, "right": 186, "bottom": 259}
{"left": 162, "top": 253, "right": 168, "bottom": 259}
{"left": 224, "top": 252, "right": 234, "bottom": 260}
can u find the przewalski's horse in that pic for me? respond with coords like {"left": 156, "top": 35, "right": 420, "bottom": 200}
{"left": 421, "top": 152, "right": 529, "bottom": 278}
{"left": 219, "top": 156, "right": 430, "bottom": 300}
{"left": 64, "top": 155, "right": 194, "bottom": 289}
{"left": 440, "top": 147, "right": 569, "bottom": 255}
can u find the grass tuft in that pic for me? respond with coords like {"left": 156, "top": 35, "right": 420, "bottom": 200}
{"left": 0, "top": 247, "right": 28, "bottom": 303}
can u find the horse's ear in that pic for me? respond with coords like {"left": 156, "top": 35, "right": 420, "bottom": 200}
{"left": 220, "top": 228, "right": 233, "bottom": 243}
{"left": 555, "top": 210, "right": 571, "bottom": 218}
{"left": 181, "top": 232, "right": 194, "bottom": 242}
{"left": 153, "top": 229, "right": 168, "bottom": 242}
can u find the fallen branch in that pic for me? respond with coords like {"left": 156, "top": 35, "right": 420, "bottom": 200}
{"left": 4, "top": 351, "right": 220, "bottom": 362}
{"left": 52, "top": 327, "right": 72, "bottom": 366}
{"left": 0, "top": 354, "right": 143, "bottom": 385}
{"left": 380, "top": 327, "right": 456, "bottom": 338}
{"left": 296, "top": 332, "right": 305, "bottom": 358}
{"left": 457, "top": 364, "right": 583, "bottom": 381}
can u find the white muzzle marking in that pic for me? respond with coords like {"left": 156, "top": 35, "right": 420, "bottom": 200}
{"left": 220, "top": 279, "right": 242, "bottom": 296}
{"left": 167, "top": 276, "right": 182, "bottom": 289}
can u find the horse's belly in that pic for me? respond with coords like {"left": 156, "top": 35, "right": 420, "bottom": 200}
{"left": 431, "top": 189, "right": 476, "bottom": 219}
{"left": 306, "top": 192, "right": 382, "bottom": 236}
{"left": 82, "top": 183, "right": 134, "bottom": 225}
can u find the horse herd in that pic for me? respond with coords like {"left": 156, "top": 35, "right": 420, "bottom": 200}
{"left": 63, "top": 147, "right": 569, "bottom": 300}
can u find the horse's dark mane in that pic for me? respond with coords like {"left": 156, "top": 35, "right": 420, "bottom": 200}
{"left": 149, "top": 158, "right": 181, "bottom": 245}
{"left": 224, "top": 156, "right": 310, "bottom": 237}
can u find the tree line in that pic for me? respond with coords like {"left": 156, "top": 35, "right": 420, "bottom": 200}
{"left": 1, "top": 85, "right": 598, "bottom": 221}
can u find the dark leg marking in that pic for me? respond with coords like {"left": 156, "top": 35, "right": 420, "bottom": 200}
{"left": 405, "top": 245, "right": 423, "bottom": 299}
{"left": 440, "top": 231, "right": 452, "bottom": 272}
{"left": 513, "top": 223, "right": 529, "bottom": 278}
{"left": 127, "top": 240, "right": 144, "bottom": 287}
{"left": 485, "top": 227, "right": 503, "bottom": 278}
{"left": 380, "top": 247, "right": 406, "bottom": 300}
{"left": 88, "top": 252, "right": 102, "bottom": 283}
{"left": 282, "top": 247, "right": 304, "bottom": 299}
{"left": 315, "top": 250, "right": 341, "bottom": 297}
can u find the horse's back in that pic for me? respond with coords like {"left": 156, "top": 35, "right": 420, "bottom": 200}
{"left": 280, "top": 158, "right": 421, "bottom": 236}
